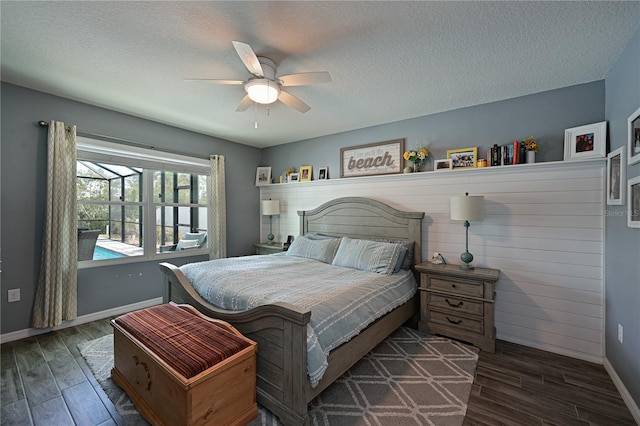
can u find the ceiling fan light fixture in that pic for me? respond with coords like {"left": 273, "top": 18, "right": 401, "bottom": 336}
{"left": 246, "top": 79, "right": 280, "bottom": 105}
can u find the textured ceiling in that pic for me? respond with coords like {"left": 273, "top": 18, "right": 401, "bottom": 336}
{"left": 2, "top": 1, "right": 639, "bottom": 148}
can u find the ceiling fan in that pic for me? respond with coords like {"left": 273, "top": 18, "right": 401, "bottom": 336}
{"left": 186, "top": 41, "right": 331, "bottom": 113}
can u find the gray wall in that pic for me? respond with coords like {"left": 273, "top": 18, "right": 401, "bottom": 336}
{"left": 604, "top": 27, "right": 640, "bottom": 405}
{"left": 1, "top": 82, "right": 261, "bottom": 334}
{"left": 262, "top": 81, "right": 605, "bottom": 179}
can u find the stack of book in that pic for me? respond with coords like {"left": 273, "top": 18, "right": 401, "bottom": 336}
{"left": 489, "top": 141, "right": 526, "bottom": 166}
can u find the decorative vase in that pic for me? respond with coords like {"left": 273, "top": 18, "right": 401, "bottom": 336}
{"left": 526, "top": 151, "right": 536, "bottom": 163}
{"left": 412, "top": 162, "right": 419, "bottom": 172}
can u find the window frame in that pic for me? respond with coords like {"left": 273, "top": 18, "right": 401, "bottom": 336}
{"left": 77, "top": 137, "right": 210, "bottom": 268}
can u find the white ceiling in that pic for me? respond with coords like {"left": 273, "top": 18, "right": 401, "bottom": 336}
{"left": 2, "top": 1, "right": 639, "bottom": 148}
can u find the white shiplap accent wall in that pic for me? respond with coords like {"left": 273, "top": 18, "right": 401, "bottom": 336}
{"left": 260, "top": 160, "right": 605, "bottom": 363}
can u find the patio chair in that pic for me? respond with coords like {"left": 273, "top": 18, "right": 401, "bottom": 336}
{"left": 78, "top": 229, "right": 101, "bottom": 261}
{"left": 158, "top": 232, "right": 207, "bottom": 252}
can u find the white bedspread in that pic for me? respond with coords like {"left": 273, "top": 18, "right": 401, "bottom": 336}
{"left": 179, "top": 254, "right": 416, "bottom": 387}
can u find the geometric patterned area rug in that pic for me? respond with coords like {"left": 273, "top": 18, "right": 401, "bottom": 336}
{"left": 79, "top": 326, "right": 478, "bottom": 426}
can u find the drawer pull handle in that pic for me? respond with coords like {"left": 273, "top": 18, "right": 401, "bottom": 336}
{"left": 446, "top": 316, "right": 462, "bottom": 325}
{"left": 133, "top": 355, "right": 152, "bottom": 390}
{"left": 445, "top": 299, "right": 463, "bottom": 308}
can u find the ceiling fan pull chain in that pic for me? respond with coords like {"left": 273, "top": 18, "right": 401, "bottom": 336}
{"left": 254, "top": 102, "right": 258, "bottom": 129}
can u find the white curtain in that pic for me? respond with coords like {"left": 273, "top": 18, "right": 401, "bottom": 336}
{"left": 208, "top": 155, "right": 227, "bottom": 259}
{"left": 32, "top": 121, "right": 78, "bottom": 328}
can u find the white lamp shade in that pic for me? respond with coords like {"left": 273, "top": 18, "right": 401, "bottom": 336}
{"left": 261, "top": 199, "right": 280, "bottom": 216}
{"left": 450, "top": 195, "right": 484, "bottom": 221}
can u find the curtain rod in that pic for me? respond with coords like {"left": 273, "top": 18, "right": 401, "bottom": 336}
{"left": 37, "top": 121, "right": 212, "bottom": 160}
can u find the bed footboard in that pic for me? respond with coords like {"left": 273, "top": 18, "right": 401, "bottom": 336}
{"left": 159, "top": 262, "right": 311, "bottom": 425}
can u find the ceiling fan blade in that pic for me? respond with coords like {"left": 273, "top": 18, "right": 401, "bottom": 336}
{"left": 183, "top": 78, "right": 244, "bottom": 85}
{"left": 279, "top": 71, "right": 332, "bottom": 87}
{"left": 279, "top": 90, "right": 311, "bottom": 113}
{"left": 232, "top": 41, "right": 264, "bottom": 77}
{"left": 235, "top": 95, "right": 253, "bottom": 112}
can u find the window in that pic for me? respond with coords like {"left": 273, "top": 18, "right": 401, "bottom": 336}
{"left": 77, "top": 137, "right": 210, "bottom": 264}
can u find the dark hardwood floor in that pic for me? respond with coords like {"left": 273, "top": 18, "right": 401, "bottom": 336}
{"left": 1, "top": 317, "right": 122, "bottom": 426}
{"left": 464, "top": 340, "right": 637, "bottom": 426}
{"left": 1, "top": 319, "right": 637, "bottom": 425}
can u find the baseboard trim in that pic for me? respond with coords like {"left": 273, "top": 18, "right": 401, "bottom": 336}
{"left": 0, "top": 297, "right": 163, "bottom": 344}
{"left": 604, "top": 357, "right": 640, "bottom": 424}
{"left": 497, "top": 333, "right": 605, "bottom": 365}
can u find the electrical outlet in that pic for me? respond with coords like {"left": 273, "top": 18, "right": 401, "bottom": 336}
{"left": 618, "top": 324, "right": 623, "bottom": 343}
{"left": 8, "top": 289, "right": 20, "bottom": 303}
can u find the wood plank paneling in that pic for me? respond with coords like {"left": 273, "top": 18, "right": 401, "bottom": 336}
{"left": 260, "top": 160, "right": 605, "bottom": 362}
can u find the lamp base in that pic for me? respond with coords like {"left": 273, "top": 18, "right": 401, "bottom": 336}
{"left": 267, "top": 233, "right": 274, "bottom": 245}
{"left": 459, "top": 250, "right": 474, "bottom": 270}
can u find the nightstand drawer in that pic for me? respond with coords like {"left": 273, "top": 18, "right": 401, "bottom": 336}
{"left": 429, "top": 294, "right": 483, "bottom": 316}
{"left": 428, "top": 277, "right": 483, "bottom": 298}
{"left": 428, "top": 310, "right": 483, "bottom": 334}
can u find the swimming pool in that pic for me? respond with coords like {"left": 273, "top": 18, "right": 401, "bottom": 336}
{"left": 93, "top": 246, "right": 126, "bottom": 260}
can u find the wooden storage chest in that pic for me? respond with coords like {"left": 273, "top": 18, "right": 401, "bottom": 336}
{"left": 111, "top": 303, "right": 258, "bottom": 426}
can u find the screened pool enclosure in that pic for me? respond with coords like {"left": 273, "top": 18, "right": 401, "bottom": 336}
{"left": 76, "top": 160, "right": 208, "bottom": 261}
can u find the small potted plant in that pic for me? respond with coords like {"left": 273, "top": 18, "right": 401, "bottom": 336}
{"left": 524, "top": 136, "right": 538, "bottom": 163}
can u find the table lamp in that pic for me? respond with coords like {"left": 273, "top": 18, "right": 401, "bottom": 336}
{"left": 450, "top": 193, "right": 485, "bottom": 270}
{"left": 261, "top": 199, "right": 280, "bottom": 245}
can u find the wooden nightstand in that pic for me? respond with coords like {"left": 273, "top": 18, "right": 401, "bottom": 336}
{"left": 415, "top": 262, "right": 500, "bottom": 352}
{"left": 254, "top": 242, "right": 284, "bottom": 255}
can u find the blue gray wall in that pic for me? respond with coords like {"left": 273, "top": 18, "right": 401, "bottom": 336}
{"left": 262, "top": 81, "right": 604, "bottom": 179}
{"left": 0, "top": 82, "right": 261, "bottom": 334}
{"left": 604, "top": 27, "right": 640, "bottom": 406}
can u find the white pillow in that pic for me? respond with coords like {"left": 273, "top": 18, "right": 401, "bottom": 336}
{"left": 176, "top": 239, "right": 199, "bottom": 250}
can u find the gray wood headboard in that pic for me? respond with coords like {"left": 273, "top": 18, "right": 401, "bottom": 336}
{"left": 298, "top": 197, "right": 425, "bottom": 264}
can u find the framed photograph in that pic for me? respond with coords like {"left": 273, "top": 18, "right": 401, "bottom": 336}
{"left": 628, "top": 106, "right": 640, "bottom": 165}
{"left": 255, "top": 166, "right": 272, "bottom": 186}
{"left": 340, "top": 139, "right": 404, "bottom": 178}
{"left": 434, "top": 159, "right": 452, "bottom": 171}
{"left": 607, "top": 147, "right": 625, "bottom": 205}
{"left": 299, "top": 165, "right": 312, "bottom": 182}
{"left": 288, "top": 173, "right": 300, "bottom": 183}
{"left": 318, "top": 167, "right": 328, "bottom": 180}
{"left": 563, "top": 121, "right": 607, "bottom": 161}
{"left": 446, "top": 147, "right": 478, "bottom": 169}
{"left": 628, "top": 175, "right": 640, "bottom": 228}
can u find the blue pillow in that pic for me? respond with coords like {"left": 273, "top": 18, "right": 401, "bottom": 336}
{"left": 371, "top": 239, "right": 415, "bottom": 270}
{"left": 331, "top": 237, "right": 404, "bottom": 275}
{"left": 285, "top": 235, "right": 340, "bottom": 264}
{"left": 304, "top": 233, "right": 337, "bottom": 241}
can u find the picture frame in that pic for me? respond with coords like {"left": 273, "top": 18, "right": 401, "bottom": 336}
{"left": 318, "top": 167, "right": 328, "bottom": 180}
{"left": 628, "top": 106, "right": 640, "bottom": 165}
{"left": 446, "top": 147, "right": 478, "bottom": 169}
{"left": 288, "top": 173, "right": 300, "bottom": 183}
{"left": 563, "top": 121, "right": 607, "bottom": 161}
{"left": 340, "top": 138, "right": 404, "bottom": 178}
{"left": 434, "top": 159, "right": 452, "bottom": 171}
{"left": 607, "top": 147, "right": 625, "bottom": 205}
{"left": 299, "top": 165, "right": 312, "bottom": 182}
{"left": 628, "top": 175, "right": 640, "bottom": 228}
{"left": 255, "top": 166, "right": 272, "bottom": 186}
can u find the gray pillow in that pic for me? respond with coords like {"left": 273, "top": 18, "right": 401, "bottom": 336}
{"left": 285, "top": 235, "right": 340, "bottom": 264}
{"left": 331, "top": 237, "right": 404, "bottom": 275}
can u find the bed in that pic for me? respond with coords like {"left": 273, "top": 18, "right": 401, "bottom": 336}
{"left": 160, "top": 197, "right": 424, "bottom": 425}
